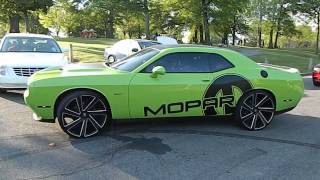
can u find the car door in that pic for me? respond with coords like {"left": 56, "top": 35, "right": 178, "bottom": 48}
{"left": 128, "top": 52, "right": 234, "bottom": 119}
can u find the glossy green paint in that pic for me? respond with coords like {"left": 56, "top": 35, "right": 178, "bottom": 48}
{"left": 24, "top": 46, "right": 304, "bottom": 121}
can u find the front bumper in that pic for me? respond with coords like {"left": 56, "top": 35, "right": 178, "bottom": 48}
{"left": 0, "top": 75, "right": 28, "bottom": 89}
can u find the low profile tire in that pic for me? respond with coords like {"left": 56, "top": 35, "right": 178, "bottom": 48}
{"left": 236, "top": 90, "right": 276, "bottom": 131}
{"left": 56, "top": 90, "right": 111, "bottom": 138}
{"left": 108, "top": 55, "right": 116, "bottom": 64}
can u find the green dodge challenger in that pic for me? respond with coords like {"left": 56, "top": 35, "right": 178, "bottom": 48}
{"left": 24, "top": 45, "right": 304, "bottom": 138}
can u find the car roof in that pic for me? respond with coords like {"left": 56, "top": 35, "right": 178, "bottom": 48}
{"left": 133, "top": 39, "right": 159, "bottom": 43}
{"left": 150, "top": 44, "right": 229, "bottom": 51}
{"left": 3, "top": 33, "right": 53, "bottom": 39}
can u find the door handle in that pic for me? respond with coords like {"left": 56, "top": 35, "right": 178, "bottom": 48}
{"left": 202, "top": 79, "right": 211, "bottom": 82}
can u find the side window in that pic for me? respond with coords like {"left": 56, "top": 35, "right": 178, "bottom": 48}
{"left": 142, "top": 52, "right": 233, "bottom": 73}
{"left": 207, "top": 54, "right": 234, "bottom": 72}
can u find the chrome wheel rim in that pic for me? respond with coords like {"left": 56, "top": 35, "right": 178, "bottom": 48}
{"left": 61, "top": 95, "right": 108, "bottom": 137}
{"left": 240, "top": 93, "right": 275, "bottom": 130}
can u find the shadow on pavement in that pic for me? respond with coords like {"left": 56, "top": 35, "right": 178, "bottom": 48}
{"left": 0, "top": 90, "right": 25, "bottom": 105}
{"left": 304, "top": 76, "right": 320, "bottom": 90}
{"left": 68, "top": 113, "right": 320, "bottom": 156}
{"left": 2, "top": 113, "right": 320, "bottom": 179}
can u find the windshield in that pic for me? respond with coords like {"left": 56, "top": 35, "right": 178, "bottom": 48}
{"left": 112, "top": 48, "right": 159, "bottom": 72}
{"left": 0, "top": 37, "right": 62, "bottom": 53}
{"left": 138, "top": 41, "right": 161, "bottom": 49}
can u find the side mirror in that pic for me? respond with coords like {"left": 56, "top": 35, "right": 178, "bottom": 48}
{"left": 151, "top": 66, "right": 166, "bottom": 78}
{"left": 132, "top": 48, "right": 139, "bottom": 53}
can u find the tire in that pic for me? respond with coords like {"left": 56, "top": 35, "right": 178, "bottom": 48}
{"left": 313, "top": 80, "right": 320, "bottom": 87}
{"left": 108, "top": 55, "right": 116, "bottom": 64}
{"left": 235, "top": 90, "right": 276, "bottom": 131}
{"left": 56, "top": 90, "right": 111, "bottom": 138}
{"left": 0, "top": 89, "right": 6, "bottom": 93}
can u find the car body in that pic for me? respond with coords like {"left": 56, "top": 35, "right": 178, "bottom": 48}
{"left": 104, "top": 39, "right": 161, "bottom": 64}
{"left": 313, "top": 64, "right": 320, "bottom": 86}
{"left": 0, "top": 33, "right": 68, "bottom": 90}
{"left": 25, "top": 45, "right": 304, "bottom": 138}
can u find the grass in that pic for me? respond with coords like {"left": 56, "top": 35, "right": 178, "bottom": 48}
{"left": 230, "top": 46, "right": 320, "bottom": 73}
{"left": 57, "top": 38, "right": 320, "bottom": 73}
{"left": 57, "top": 38, "right": 118, "bottom": 63}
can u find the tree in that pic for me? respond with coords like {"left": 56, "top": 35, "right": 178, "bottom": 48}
{"left": 295, "top": 0, "right": 320, "bottom": 54}
{"left": 39, "top": 0, "right": 77, "bottom": 36}
{"left": 0, "top": 0, "right": 53, "bottom": 33}
{"left": 250, "top": 0, "right": 269, "bottom": 47}
{"left": 211, "top": 0, "right": 250, "bottom": 45}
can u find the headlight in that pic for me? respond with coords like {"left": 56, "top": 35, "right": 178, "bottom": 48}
{"left": 0, "top": 66, "right": 7, "bottom": 76}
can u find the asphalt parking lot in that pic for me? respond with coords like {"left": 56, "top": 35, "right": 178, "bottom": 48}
{"left": 0, "top": 77, "right": 319, "bottom": 180}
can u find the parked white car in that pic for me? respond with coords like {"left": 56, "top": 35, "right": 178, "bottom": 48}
{"left": 104, "top": 39, "right": 161, "bottom": 64}
{"left": 104, "top": 37, "right": 179, "bottom": 64}
{"left": 0, "top": 33, "right": 68, "bottom": 91}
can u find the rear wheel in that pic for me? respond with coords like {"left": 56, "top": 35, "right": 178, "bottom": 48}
{"left": 236, "top": 90, "right": 276, "bottom": 131}
{"left": 0, "top": 89, "right": 6, "bottom": 93}
{"left": 56, "top": 90, "right": 111, "bottom": 138}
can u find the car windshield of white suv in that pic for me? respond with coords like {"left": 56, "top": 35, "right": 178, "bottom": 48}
{"left": 0, "top": 37, "right": 62, "bottom": 53}
{"left": 111, "top": 48, "right": 159, "bottom": 72}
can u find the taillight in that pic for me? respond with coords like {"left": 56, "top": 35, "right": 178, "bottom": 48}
{"left": 313, "top": 71, "right": 320, "bottom": 79}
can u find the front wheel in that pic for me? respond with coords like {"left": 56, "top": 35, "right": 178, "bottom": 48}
{"left": 236, "top": 90, "right": 276, "bottom": 131}
{"left": 108, "top": 55, "right": 116, "bottom": 64}
{"left": 56, "top": 90, "right": 111, "bottom": 138}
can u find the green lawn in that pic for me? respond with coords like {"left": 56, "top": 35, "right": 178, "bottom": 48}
{"left": 57, "top": 38, "right": 320, "bottom": 73}
{"left": 57, "top": 38, "right": 118, "bottom": 63}
{"left": 230, "top": 46, "right": 320, "bottom": 73}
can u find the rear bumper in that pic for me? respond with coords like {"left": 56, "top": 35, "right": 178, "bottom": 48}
{"left": 313, "top": 72, "right": 320, "bottom": 82}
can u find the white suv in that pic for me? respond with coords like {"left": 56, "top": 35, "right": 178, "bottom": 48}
{"left": 0, "top": 33, "right": 68, "bottom": 91}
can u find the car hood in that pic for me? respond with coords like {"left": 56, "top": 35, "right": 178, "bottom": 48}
{"left": 30, "top": 63, "right": 124, "bottom": 82}
{"left": 0, "top": 52, "right": 67, "bottom": 67}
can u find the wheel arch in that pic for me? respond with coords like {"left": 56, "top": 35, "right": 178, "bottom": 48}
{"left": 54, "top": 88, "right": 112, "bottom": 119}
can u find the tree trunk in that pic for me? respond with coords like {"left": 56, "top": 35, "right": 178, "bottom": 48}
{"left": 194, "top": 28, "right": 198, "bottom": 43}
{"left": 316, "top": 12, "right": 320, "bottom": 55}
{"left": 274, "top": 4, "right": 284, "bottom": 49}
{"left": 9, "top": 15, "right": 20, "bottom": 33}
{"left": 257, "top": 3, "right": 263, "bottom": 48}
{"left": 232, "top": 16, "right": 236, "bottom": 46}
{"left": 56, "top": 27, "right": 60, "bottom": 37}
{"left": 106, "top": 13, "right": 115, "bottom": 38}
{"left": 202, "top": 0, "right": 210, "bottom": 45}
{"left": 257, "top": 26, "right": 262, "bottom": 47}
{"left": 268, "top": 28, "right": 274, "bottom": 49}
{"left": 274, "top": 30, "right": 280, "bottom": 49}
{"left": 143, "top": 0, "right": 150, "bottom": 39}
{"left": 223, "top": 32, "right": 228, "bottom": 45}
{"left": 23, "top": 11, "right": 30, "bottom": 33}
{"left": 199, "top": 24, "right": 204, "bottom": 44}
{"left": 232, "top": 27, "right": 236, "bottom": 46}
{"left": 30, "top": 15, "right": 36, "bottom": 33}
